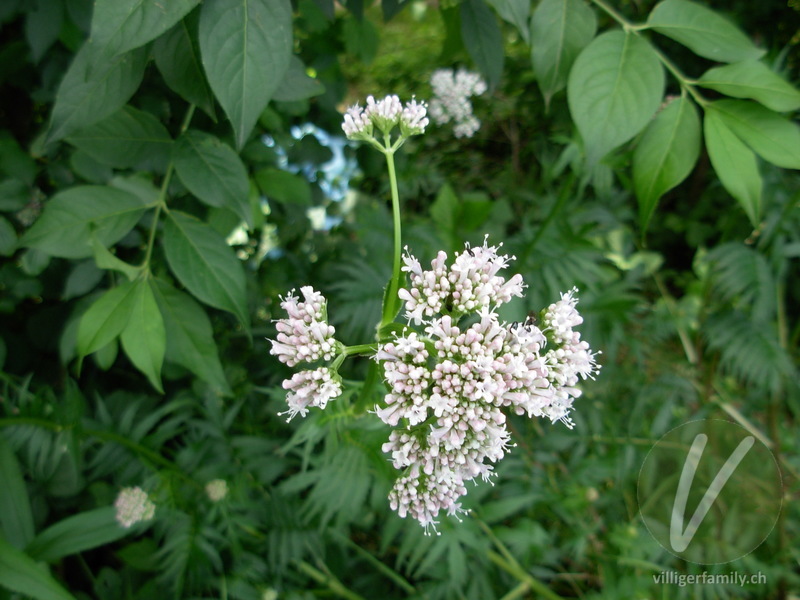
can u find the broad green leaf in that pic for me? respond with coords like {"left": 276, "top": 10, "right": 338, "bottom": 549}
{"left": 430, "top": 183, "right": 458, "bottom": 237}
{"left": 173, "top": 130, "right": 252, "bottom": 227}
{"left": 67, "top": 105, "right": 172, "bottom": 171}
{"left": 91, "top": 0, "right": 199, "bottom": 56}
{"left": 0, "top": 216, "right": 16, "bottom": 256}
{"left": 460, "top": 0, "right": 504, "bottom": 89}
{"left": 254, "top": 168, "right": 311, "bottom": 205}
{"left": 47, "top": 42, "right": 148, "bottom": 143}
{"left": 704, "top": 109, "right": 762, "bottom": 226}
{"left": 76, "top": 280, "right": 138, "bottom": 358}
{"left": 0, "top": 438, "right": 35, "bottom": 549}
{"left": 0, "top": 132, "right": 36, "bottom": 185}
{"left": 63, "top": 260, "right": 104, "bottom": 300}
{"left": 163, "top": 211, "right": 249, "bottom": 328}
{"left": 698, "top": 61, "right": 800, "bottom": 113}
{"left": 647, "top": 0, "right": 763, "bottom": 63}
{"left": 91, "top": 236, "right": 141, "bottom": 281}
{"left": 531, "top": 0, "right": 597, "bottom": 107}
{"left": 273, "top": 56, "right": 325, "bottom": 102}
{"left": 486, "top": 0, "right": 530, "bottom": 43}
{"left": 633, "top": 97, "right": 701, "bottom": 232}
{"left": 199, "top": 0, "right": 293, "bottom": 148}
{"left": 567, "top": 31, "right": 664, "bottom": 165}
{"left": 120, "top": 280, "right": 165, "bottom": 393}
{"left": 93, "top": 339, "right": 118, "bottom": 371}
{"left": 20, "top": 185, "right": 149, "bottom": 259}
{"left": 153, "top": 12, "right": 216, "bottom": 119}
{"left": 0, "top": 179, "right": 29, "bottom": 211}
{"left": 26, "top": 508, "right": 128, "bottom": 563}
{"left": 152, "top": 279, "right": 232, "bottom": 395}
{"left": 0, "top": 536, "right": 76, "bottom": 600}
{"left": 25, "top": 0, "right": 64, "bottom": 62}
{"left": 708, "top": 99, "right": 800, "bottom": 170}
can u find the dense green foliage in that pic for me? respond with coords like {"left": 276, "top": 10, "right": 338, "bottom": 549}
{"left": 0, "top": 0, "right": 798, "bottom": 598}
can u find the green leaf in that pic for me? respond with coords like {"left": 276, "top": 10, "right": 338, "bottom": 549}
{"left": 0, "top": 438, "right": 35, "bottom": 550}
{"left": 163, "top": 211, "right": 249, "bottom": 328}
{"left": 273, "top": 56, "right": 325, "bottom": 102}
{"left": 0, "top": 179, "right": 29, "bottom": 211}
{"left": 25, "top": 0, "right": 64, "bottom": 63}
{"left": 173, "top": 130, "right": 252, "bottom": 227}
{"left": 0, "top": 536, "right": 76, "bottom": 600}
{"left": 430, "top": 183, "right": 458, "bottom": 237}
{"left": 633, "top": 96, "right": 701, "bottom": 232}
{"left": 25, "top": 508, "right": 128, "bottom": 563}
{"left": 46, "top": 42, "right": 148, "bottom": 143}
{"left": 67, "top": 105, "right": 172, "bottom": 171}
{"left": 708, "top": 99, "right": 800, "bottom": 170}
{"left": 63, "top": 260, "right": 104, "bottom": 300}
{"left": 704, "top": 108, "right": 762, "bottom": 226}
{"left": 486, "top": 0, "right": 530, "bottom": 43}
{"left": 0, "top": 216, "right": 16, "bottom": 257}
{"left": 531, "top": 0, "right": 597, "bottom": 107}
{"left": 254, "top": 167, "right": 311, "bottom": 205}
{"left": 697, "top": 61, "right": 800, "bottom": 113}
{"left": 152, "top": 279, "right": 232, "bottom": 395}
{"left": 76, "top": 280, "right": 138, "bottom": 358}
{"left": 460, "top": 0, "right": 504, "bottom": 89}
{"left": 198, "top": 0, "right": 293, "bottom": 148}
{"left": 90, "top": 0, "right": 200, "bottom": 56}
{"left": 120, "top": 280, "right": 165, "bottom": 393}
{"left": 647, "top": 0, "right": 763, "bottom": 63}
{"left": 0, "top": 132, "right": 36, "bottom": 185}
{"left": 153, "top": 11, "right": 217, "bottom": 119}
{"left": 20, "top": 185, "right": 149, "bottom": 259}
{"left": 91, "top": 236, "right": 141, "bottom": 281}
{"left": 567, "top": 30, "right": 664, "bottom": 165}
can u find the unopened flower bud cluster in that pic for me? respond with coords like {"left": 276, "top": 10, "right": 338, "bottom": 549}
{"left": 114, "top": 486, "right": 156, "bottom": 528}
{"left": 429, "top": 68, "right": 487, "bottom": 138}
{"left": 269, "top": 287, "right": 344, "bottom": 422}
{"left": 376, "top": 238, "right": 599, "bottom": 532}
{"left": 342, "top": 94, "right": 429, "bottom": 141}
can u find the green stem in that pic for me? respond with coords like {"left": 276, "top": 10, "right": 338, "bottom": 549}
{"left": 297, "top": 560, "right": 367, "bottom": 600}
{"left": 477, "top": 519, "right": 565, "bottom": 600}
{"left": 140, "top": 104, "right": 196, "bottom": 271}
{"left": 380, "top": 140, "right": 403, "bottom": 328}
{"left": 344, "top": 343, "right": 378, "bottom": 356}
{"left": 652, "top": 271, "right": 698, "bottom": 365}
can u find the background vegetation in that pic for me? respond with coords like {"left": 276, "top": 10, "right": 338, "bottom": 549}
{"left": 0, "top": 0, "right": 798, "bottom": 598}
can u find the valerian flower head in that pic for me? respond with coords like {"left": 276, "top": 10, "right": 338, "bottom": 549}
{"left": 279, "top": 367, "right": 343, "bottom": 422}
{"left": 375, "top": 239, "right": 599, "bottom": 531}
{"left": 205, "top": 479, "right": 229, "bottom": 502}
{"left": 270, "top": 286, "right": 340, "bottom": 367}
{"left": 114, "top": 486, "right": 155, "bottom": 528}
{"left": 429, "top": 68, "right": 486, "bottom": 138}
{"left": 342, "top": 95, "right": 428, "bottom": 142}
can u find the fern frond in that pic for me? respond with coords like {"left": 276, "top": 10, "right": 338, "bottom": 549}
{"left": 707, "top": 243, "right": 776, "bottom": 322}
{"left": 703, "top": 311, "right": 795, "bottom": 396}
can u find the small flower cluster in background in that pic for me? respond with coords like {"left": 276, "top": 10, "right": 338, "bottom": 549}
{"left": 342, "top": 94, "right": 429, "bottom": 142}
{"left": 429, "top": 68, "right": 487, "bottom": 138}
{"left": 114, "top": 486, "right": 155, "bottom": 528}
{"left": 376, "top": 238, "right": 599, "bottom": 531}
{"left": 269, "top": 286, "right": 344, "bottom": 422}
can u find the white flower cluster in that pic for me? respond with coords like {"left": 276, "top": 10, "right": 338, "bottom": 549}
{"left": 342, "top": 94, "right": 429, "bottom": 140}
{"left": 270, "top": 287, "right": 339, "bottom": 367}
{"left": 399, "top": 238, "right": 525, "bottom": 324}
{"left": 114, "top": 486, "right": 155, "bottom": 528}
{"left": 205, "top": 479, "right": 229, "bottom": 502}
{"left": 375, "top": 240, "right": 599, "bottom": 532}
{"left": 280, "top": 367, "right": 343, "bottom": 422}
{"left": 429, "top": 68, "right": 487, "bottom": 138}
{"left": 270, "top": 287, "right": 344, "bottom": 421}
